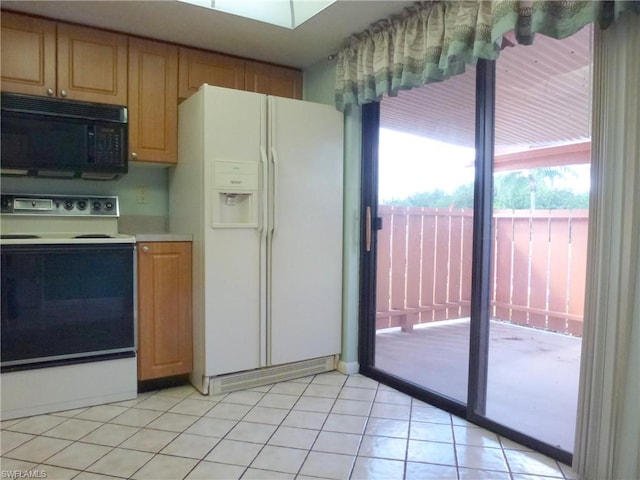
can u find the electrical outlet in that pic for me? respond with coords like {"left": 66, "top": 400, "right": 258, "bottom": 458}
{"left": 136, "top": 186, "right": 149, "bottom": 204}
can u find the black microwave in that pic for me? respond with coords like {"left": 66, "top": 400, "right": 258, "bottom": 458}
{"left": 0, "top": 92, "right": 128, "bottom": 180}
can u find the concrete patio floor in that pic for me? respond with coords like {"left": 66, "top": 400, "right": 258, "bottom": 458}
{"left": 375, "top": 319, "right": 582, "bottom": 452}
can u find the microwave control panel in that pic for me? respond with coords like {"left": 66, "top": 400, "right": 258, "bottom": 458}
{"left": 91, "top": 126, "right": 125, "bottom": 166}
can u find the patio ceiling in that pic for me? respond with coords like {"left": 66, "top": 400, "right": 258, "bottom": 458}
{"left": 380, "top": 25, "right": 593, "bottom": 157}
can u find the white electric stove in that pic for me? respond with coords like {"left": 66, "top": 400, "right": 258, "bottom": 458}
{"left": 0, "top": 193, "right": 138, "bottom": 420}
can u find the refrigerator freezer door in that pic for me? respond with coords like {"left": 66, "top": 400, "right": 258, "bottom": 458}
{"left": 202, "top": 87, "right": 268, "bottom": 376}
{"left": 267, "top": 96, "right": 344, "bottom": 366}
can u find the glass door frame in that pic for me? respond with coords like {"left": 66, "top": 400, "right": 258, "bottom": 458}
{"left": 357, "top": 59, "right": 573, "bottom": 466}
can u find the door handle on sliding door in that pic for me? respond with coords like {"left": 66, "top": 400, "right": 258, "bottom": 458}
{"left": 365, "top": 206, "right": 383, "bottom": 252}
{"left": 366, "top": 206, "right": 372, "bottom": 252}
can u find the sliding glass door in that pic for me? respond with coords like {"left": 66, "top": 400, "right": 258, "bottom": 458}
{"left": 360, "top": 27, "right": 592, "bottom": 461}
{"left": 483, "top": 26, "right": 592, "bottom": 453}
{"left": 371, "top": 67, "right": 477, "bottom": 405}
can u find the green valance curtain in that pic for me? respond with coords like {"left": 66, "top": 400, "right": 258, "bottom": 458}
{"left": 335, "top": 1, "right": 497, "bottom": 111}
{"left": 492, "top": 0, "right": 639, "bottom": 44}
{"left": 335, "top": 0, "right": 640, "bottom": 111}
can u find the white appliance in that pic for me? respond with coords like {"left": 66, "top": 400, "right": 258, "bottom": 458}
{"left": 169, "top": 85, "right": 343, "bottom": 394}
{"left": 0, "top": 194, "right": 137, "bottom": 420}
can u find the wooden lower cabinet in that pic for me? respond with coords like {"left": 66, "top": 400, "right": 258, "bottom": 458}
{"left": 137, "top": 241, "right": 192, "bottom": 380}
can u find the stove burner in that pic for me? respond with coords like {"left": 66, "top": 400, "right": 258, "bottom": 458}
{"left": 0, "top": 234, "right": 41, "bottom": 239}
{"left": 73, "top": 234, "right": 113, "bottom": 239}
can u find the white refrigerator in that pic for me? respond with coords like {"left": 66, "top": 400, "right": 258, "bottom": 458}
{"left": 169, "top": 85, "right": 344, "bottom": 394}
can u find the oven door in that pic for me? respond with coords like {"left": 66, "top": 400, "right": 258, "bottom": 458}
{"left": 1, "top": 243, "right": 135, "bottom": 370}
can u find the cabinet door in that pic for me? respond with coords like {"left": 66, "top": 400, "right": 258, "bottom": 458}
{"left": 245, "top": 61, "right": 302, "bottom": 99}
{"left": 57, "top": 23, "right": 128, "bottom": 105}
{"left": 129, "top": 38, "right": 178, "bottom": 164}
{"left": 138, "top": 242, "right": 193, "bottom": 380}
{"left": 1, "top": 12, "right": 56, "bottom": 96}
{"left": 178, "top": 47, "right": 245, "bottom": 99}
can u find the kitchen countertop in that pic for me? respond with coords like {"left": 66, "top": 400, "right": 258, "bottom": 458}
{"left": 134, "top": 233, "right": 193, "bottom": 242}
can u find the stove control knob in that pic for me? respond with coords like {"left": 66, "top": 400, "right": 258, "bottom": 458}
{"left": 77, "top": 200, "right": 88, "bottom": 210}
{"left": 92, "top": 201, "right": 102, "bottom": 211}
{"left": 1, "top": 197, "right": 9, "bottom": 209}
{"left": 64, "top": 200, "right": 74, "bottom": 210}
{"left": 105, "top": 201, "right": 114, "bottom": 211}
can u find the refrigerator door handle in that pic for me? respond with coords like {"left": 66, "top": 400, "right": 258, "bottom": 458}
{"left": 271, "top": 146, "right": 279, "bottom": 234}
{"left": 260, "top": 145, "right": 269, "bottom": 238}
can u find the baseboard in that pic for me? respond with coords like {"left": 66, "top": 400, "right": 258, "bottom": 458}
{"left": 208, "top": 355, "right": 337, "bottom": 395}
{"left": 337, "top": 360, "right": 359, "bottom": 375}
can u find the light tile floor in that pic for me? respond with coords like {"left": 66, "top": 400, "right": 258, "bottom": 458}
{"left": 0, "top": 372, "right": 578, "bottom": 480}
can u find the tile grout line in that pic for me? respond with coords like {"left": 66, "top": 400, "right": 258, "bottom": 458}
{"left": 292, "top": 374, "right": 338, "bottom": 479}
{"left": 344, "top": 376, "right": 374, "bottom": 480}
{"left": 177, "top": 375, "right": 316, "bottom": 479}
{"left": 146, "top": 384, "right": 268, "bottom": 479}
{"left": 51, "top": 395, "right": 189, "bottom": 479}
{"left": 1, "top": 373, "right": 574, "bottom": 480}
{"left": 118, "top": 386, "right": 228, "bottom": 479}
{"left": 4, "top": 407, "right": 127, "bottom": 472}
{"left": 448, "top": 403, "right": 462, "bottom": 480}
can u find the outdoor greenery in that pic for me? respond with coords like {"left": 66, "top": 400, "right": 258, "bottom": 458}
{"left": 386, "top": 166, "right": 590, "bottom": 209}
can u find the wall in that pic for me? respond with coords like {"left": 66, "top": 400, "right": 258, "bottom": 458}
{"left": 1, "top": 163, "right": 170, "bottom": 232}
{"left": 303, "top": 59, "right": 336, "bottom": 104}
{"left": 304, "top": 59, "right": 362, "bottom": 374}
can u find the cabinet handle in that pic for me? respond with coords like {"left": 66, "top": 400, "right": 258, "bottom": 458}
{"left": 60, "top": 90, "right": 68, "bottom": 97}
{"left": 131, "top": 152, "right": 138, "bottom": 160}
{"left": 142, "top": 246, "right": 149, "bottom": 253}
{"left": 47, "top": 88, "right": 54, "bottom": 96}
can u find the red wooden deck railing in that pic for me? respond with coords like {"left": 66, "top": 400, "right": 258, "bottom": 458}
{"left": 375, "top": 206, "right": 588, "bottom": 337}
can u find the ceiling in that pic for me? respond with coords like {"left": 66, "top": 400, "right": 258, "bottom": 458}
{"left": 381, "top": 25, "right": 593, "bottom": 154}
{"left": 0, "top": 0, "right": 414, "bottom": 69}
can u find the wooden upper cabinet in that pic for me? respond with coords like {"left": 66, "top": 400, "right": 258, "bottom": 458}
{"left": 245, "top": 61, "right": 302, "bottom": 100}
{"left": 179, "top": 47, "right": 245, "bottom": 100}
{"left": 129, "top": 38, "right": 178, "bottom": 164}
{"left": 57, "top": 23, "right": 128, "bottom": 105}
{"left": 1, "top": 12, "right": 128, "bottom": 105}
{"left": 1, "top": 12, "right": 56, "bottom": 97}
